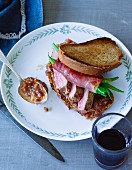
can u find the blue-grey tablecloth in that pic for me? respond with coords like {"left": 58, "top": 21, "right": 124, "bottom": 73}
{"left": 0, "top": 0, "right": 132, "bottom": 170}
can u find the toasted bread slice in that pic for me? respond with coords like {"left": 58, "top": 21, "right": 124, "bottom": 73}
{"left": 58, "top": 37, "right": 122, "bottom": 75}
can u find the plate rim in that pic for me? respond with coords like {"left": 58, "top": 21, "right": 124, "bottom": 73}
{"left": 0, "top": 22, "right": 132, "bottom": 141}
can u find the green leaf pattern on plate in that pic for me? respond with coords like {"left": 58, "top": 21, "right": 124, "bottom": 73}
{"left": 71, "top": 25, "right": 101, "bottom": 37}
{"left": 25, "top": 25, "right": 101, "bottom": 46}
{"left": 120, "top": 55, "right": 132, "bottom": 111}
{"left": 3, "top": 25, "right": 132, "bottom": 138}
{"left": 25, "top": 28, "right": 59, "bottom": 46}
{"left": 60, "top": 25, "right": 71, "bottom": 34}
{"left": 3, "top": 49, "right": 27, "bottom": 121}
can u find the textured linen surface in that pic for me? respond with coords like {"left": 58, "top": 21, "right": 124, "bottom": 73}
{"left": 0, "top": 0, "right": 43, "bottom": 55}
{"left": 0, "top": 0, "right": 132, "bottom": 170}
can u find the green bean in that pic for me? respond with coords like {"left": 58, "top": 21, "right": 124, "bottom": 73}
{"left": 101, "top": 83, "right": 124, "bottom": 93}
{"left": 96, "top": 86, "right": 113, "bottom": 100}
{"left": 105, "top": 88, "right": 112, "bottom": 100}
{"left": 48, "top": 54, "right": 56, "bottom": 64}
{"left": 52, "top": 43, "right": 59, "bottom": 52}
{"left": 96, "top": 86, "right": 107, "bottom": 97}
{"left": 102, "top": 76, "right": 119, "bottom": 83}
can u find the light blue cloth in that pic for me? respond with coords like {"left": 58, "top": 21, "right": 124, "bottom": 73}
{"left": 0, "top": 0, "right": 43, "bottom": 55}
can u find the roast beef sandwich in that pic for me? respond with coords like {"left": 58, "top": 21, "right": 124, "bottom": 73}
{"left": 46, "top": 38, "right": 124, "bottom": 119}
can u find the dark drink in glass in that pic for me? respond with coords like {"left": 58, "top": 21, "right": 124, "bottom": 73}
{"left": 92, "top": 113, "right": 132, "bottom": 169}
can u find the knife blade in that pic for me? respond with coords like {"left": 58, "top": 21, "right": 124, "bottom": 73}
{"left": 0, "top": 103, "right": 65, "bottom": 162}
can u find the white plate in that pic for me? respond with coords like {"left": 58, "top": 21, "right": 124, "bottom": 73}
{"left": 0, "top": 22, "right": 132, "bottom": 141}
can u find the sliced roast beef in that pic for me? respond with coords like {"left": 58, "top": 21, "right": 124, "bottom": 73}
{"left": 69, "top": 84, "right": 85, "bottom": 109}
{"left": 85, "top": 92, "right": 94, "bottom": 111}
{"left": 83, "top": 93, "right": 114, "bottom": 119}
{"left": 69, "top": 84, "right": 84, "bottom": 101}
{"left": 59, "top": 82, "right": 72, "bottom": 96}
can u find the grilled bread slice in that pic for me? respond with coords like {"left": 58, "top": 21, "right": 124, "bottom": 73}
{"left": 58, "top": 37, "right": 122, "bottom": 75}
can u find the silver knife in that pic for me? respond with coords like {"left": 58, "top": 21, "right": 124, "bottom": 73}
{"left": 0, "top": 102, "right": 65, "bottom": 162}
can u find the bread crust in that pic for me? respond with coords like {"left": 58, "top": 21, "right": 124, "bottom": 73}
{"left": 59, "top": 37, "right": 122, "bottom": 75}
{"left": 59, "top": 50, "right": 122, "bottom": 75}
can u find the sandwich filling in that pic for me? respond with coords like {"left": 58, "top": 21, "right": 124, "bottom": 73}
{"left": 53, "top": 60, "right": 103, "bottom": 93}
{"left": 46, "top": 62, "right": 113, "bottom": 119}
{"left": 46, "top": 39, "right": 114, "bottom": 119}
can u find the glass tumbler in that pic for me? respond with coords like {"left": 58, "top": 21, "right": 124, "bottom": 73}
{"left": 92, "top": 113, "right": 132, "bottom": 170}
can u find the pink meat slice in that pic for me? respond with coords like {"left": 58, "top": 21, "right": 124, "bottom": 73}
{"left": 51, "top": 39, "right": 75, "bottom": 60}
{"left": 69, "top": 84, "right": 76, "bottom": 99}
{"left": 53, "top": 60, "right": 103, "bottom": 93}
{"left": 78, "top": 89, "right": 89, "bottom": 110}
{"left": 53, "top": 68, "right": 67, "bottom": 89}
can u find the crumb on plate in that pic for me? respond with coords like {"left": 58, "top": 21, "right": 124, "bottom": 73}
{"left": 44, "top": 107, "right": 52, "bottom": 112}
{"left": 44, "top": 107, "right": 49, "bottom": 112}
{"left": 36, "top": 64, "right": 44, "bottom": 70}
